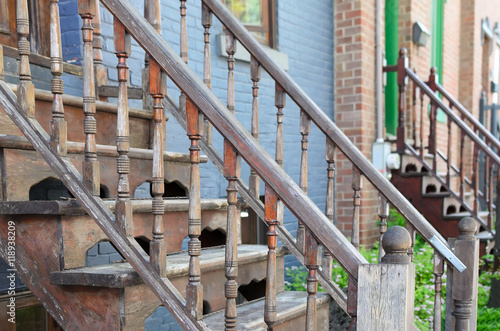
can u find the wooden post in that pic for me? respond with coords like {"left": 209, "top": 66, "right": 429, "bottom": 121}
{"left": 16, "top": 0, "right": 35, "bottom": 118}
{"left": 298, "top": 109, "right": 310, "bottom": 252}
{"left": 275, "top": 82, "right": 285, "bottom": 235}
{"left": 0, "top": 45, "right": 3, "bottom": 82}
{"left": 433, "top": 252, "right": 444, "bottom": 331}
{"left": 114, "top": 19, "right": 133, "bottom": 236}
{"left": 79, "top": 0, "right": 100, "bottom": 196}
{"left": 396, "top": 48, "right": 408, "bottom": 152}
{"left": 91, "top": 0, "right": 106, "bottom": 98}
{"left": 304, "top": 228, "right": 320, "bottom": 331}
{"left": 357, "top": 226, "right": 415, "bottom": 330}
{"left": 351, "top": 166, "right": 362, "bottom": 250}
{"left": 149, "top": 59, "right": 167, "bottom": 277}
{"left": 447, "top": 217, "right": 479, "bottom": 331}
{"left": 249, "top": 56, "right": 261, "bottom": 200}
{"left": 264, "top": 184, "right": 278, "bottom": 330}
{"left": 49, "top": 0, "right": 67, "bottom": 156}
{"left": 186, "top": 99, "right": 203, "bottom": 319}
{"left": 201, "top": 3, "right": 213, "bottom": 144}
{"left": 322, "top": 137, "right": 336, "bottom": 278}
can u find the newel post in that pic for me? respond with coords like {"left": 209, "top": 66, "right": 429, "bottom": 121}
{"left": 445, "top": 217, "right": 479, "bottom": 331}
{"left": 357, "top": 226, "right": 415, "bottom": 329}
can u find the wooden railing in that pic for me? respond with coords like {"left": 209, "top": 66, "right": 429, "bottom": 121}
{"left": 388, "top": 48, "right": 500, "bottom": 232}
{"left": 0, "top": 0, "right": 471, "bottom": 329}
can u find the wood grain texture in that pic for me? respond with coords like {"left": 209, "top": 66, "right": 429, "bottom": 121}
{"left": 201, "top": 3, "right": 213, "bottom": 144}
{"left": 297, "top": 109, "right": 310, "bottom": 254}
{"left": 322, "top": 137, "right": 336, "bottom": 278}
{"left": 396, "top": 48, "right": 408, "bottom": 152}
{"left": 304, "top": 229, "right": 320, "bottom": 331}
{"left": 16, "top": 0, "right": 35, "bottom": 118}
{"left": 377, "top": 194, "right": 389, "bottom": 261}
{"left": 0, "top": 80, "right": 208, "bottom": 330}
{"left": 249, "top": 56, "right": 260, "bottom": 200}
{"left": 264, "top": 184, "right": 279, "bottom": 329}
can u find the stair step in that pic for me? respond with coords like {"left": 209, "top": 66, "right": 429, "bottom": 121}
{"left": 422, "top": 192, "right": 450, "bottom": 198}
{"left": 443, "top": 210, "right": 489, "bottom": 220}
{"left": 204, "top": 291, "right": 331, "bottom": 330}
{"left": 50, "top": 245, "right": 288, "bottom": 288}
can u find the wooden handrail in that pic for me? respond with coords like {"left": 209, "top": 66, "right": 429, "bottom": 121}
{"left": 436, "top": 83, "right": 500, "bottom": 152}
{"left": 198, "top": 0, "right": 464, "bottom": 271}
{"left": 406, "top": 69, "right": 500, "bottom": 167}
{"left": 100, "top": 0, "right": 369, "bottom": 279}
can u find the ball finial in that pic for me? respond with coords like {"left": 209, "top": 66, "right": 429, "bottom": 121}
{"left": 399, "top": 48, "right": 407, "bottom": 57}
{"left": 458, "top": 217, "right": 477, "bottom": 238}
{"left": 381, "top": 226, "right": 411, "bottom": 264}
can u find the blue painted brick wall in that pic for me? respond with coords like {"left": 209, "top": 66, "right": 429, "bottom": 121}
{"left": 59, "top": 0, "right": 83, "bottom": 64}
{"left": 96, "top": 0, "right": 334, "bottom": 271}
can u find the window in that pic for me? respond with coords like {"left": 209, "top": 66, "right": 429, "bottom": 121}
{"left": 224, "top": 0, "right": 277, "bottom": 48}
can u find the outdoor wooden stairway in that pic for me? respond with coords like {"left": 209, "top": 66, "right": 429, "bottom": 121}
{"left": 0, "top": 0, "right": 470, "bottom": 330}
{"left": 385, "top": 51, "right": 498, "bottom": 250}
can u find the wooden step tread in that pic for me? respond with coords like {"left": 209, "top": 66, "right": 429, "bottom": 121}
{"left": 0, "top": 198, "right": 228, "bottom": 215}
{"left": 0, "top": 134, "right": 208, "bottom": 163}
{"left": 50, "top": 245, "right": 288, "bottom": 288}
{"left": 443, "top": 210, "right": 489, "bottom": 220}
{"left": 203, "top": 291, "right": 330, "bottom": 330}
{"left": 476, "top": 231, "right": 495, "bottom": 240}
{"left": 422, "top": 192, "right": 450, "bottom": 198}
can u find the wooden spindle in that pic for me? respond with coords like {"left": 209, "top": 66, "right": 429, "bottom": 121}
{"left": 275, "top": 83, "right": 285, "bottom": 236}
{"left": 351, "top": 166, "right": 362, "bottom": 250}
{"left": 143, "top": 0, "right": 162, "bottom": 148}
{"left": 49, "top": 0, "right": 67, "bottom": 156}
{"left": 201, "top": 4, "right": 213, "bottom": 144}
{"left": 249, "top": 56, "right": 261, "bottom": 199}
{"left": 186, "top": 99, "right": 203, "bottom": 319}
{"left": 419, "top": 89, "right": 425, "bottom": 157}
{"left": 412, "top": 68, "right": 417, "bottom": 147}
{"left": 91, "top": 0, "right": 106, "bottom": 95}
{"left": 473, "top": 145, "right": 479, "bottom": 214}
{"left": 178, "top": 0, "right": 188, "bottom": 138}
{"left": 377, "top": 194, "right": 389, "bottom": 262}
{"left": 347, "top": 276, "right": 358, "bottom": 330}
{"left": 149, "top": 59, "right": 167, "bottom": 277}
{"left": 459, "top": 121, "right": 465, "bottom": 200}
{"left": 487, "top": 160, "right": 493, "bottom": 229}
{"left": 322, "top": 137, "right": 336, "bottom": 278}
{"left": 428, "top": 68, "right": 438, "bottom": 165}
{"left": 0, "top": 45, "right": 4, "bottom": 81}
{"left": 226, "top": 31, "right": 235, "bottom": 114}
{"left": 79, "top": 0, "right": 100, "bottom": 196}
{"left": 297, "top": 110, "right": 311, "bottom": 252}
{"left": 114, "top": 19, "right": 132, "bottom": 236}
{"left": 16, "top": 0, "right": 35, "bottom": 118}
{"left": 405, "top": 222, "right": 416, "bottom": 261}
{"left": 224, "top": 140, "right": 240, "bottom": 330}
{"left": 396, "top": 48, "right": 408, "bottom": 152}
{"left": 304, "top": 229, "right": 319, "bottom": 331}
{"left": 264, "top": 184, "right": 278, "bottom": 330}
{"left": 446, "top": 114, "right": 452, "bottom": 186}
{"left": 433, "top": 252, "right": 444, "bottom": 331}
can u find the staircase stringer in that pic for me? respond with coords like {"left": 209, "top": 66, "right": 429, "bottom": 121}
{"left": 164, "top": 94, "right": 349, "bottom": 313}
{"left": 0, "top": 80, "right": 209, "bottom": 331}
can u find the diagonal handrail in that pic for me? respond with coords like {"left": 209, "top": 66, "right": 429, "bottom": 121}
{"left": 99, "top": 0, "right": 464, "bottom": 272}
{"left": 0, "top": 80, "right": 209, "bottom": 331}
{"left": 100, "top": 0, "right": 369, "bottom": 279}
{"left": 198, "top": 0, "right": 465, "bottom": 271}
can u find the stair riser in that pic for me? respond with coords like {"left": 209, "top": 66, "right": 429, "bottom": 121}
{"left": 60, "top": 209, "right": 231, "bottom": 269}
{"left": 0, "top": 148, "right": 190, "bottom": 201}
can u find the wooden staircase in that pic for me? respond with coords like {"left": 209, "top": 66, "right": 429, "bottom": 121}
{"left": 0, "top": 0, "right": 470, "bottom": 330}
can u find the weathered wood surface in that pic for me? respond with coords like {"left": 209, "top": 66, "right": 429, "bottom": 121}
{"left": 163, "top": 88, "right": 348, "bottom": 312}
{"left": 97, "top": 85, "right": 143, "bottom": 99}
{"left": 0, "top": 214, "right": 121, "bottom": 329}
{"left": 16, "top": 0, "right": 35, "bottom": 119}
{"left": 351, "top": 167, "right": 362, "bottom": 250}
{"left": 204, "top": 291, "right": 331, "bottom": 331}
{"left": 265, "top": 184, "right": 279, "bottom": 329}
{"left": 100, "top": 0, "right": 459, "bottom": 273}
{"left": 0, "top": 80, "right": 208, "bottom": 330}
{"left": 198, "top": 0, "right": 461, "bottom": 270}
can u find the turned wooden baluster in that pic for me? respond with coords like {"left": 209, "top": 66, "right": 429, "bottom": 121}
{"left": 305, "top": 229, "right": 320, "bottom": 331}
{"left": 186, "top": 99, "right": 203, "bottom": 319}
{"left": 275, "top": 83, "right": 285, "bottom": 241}
{"left": 377, "top": 194, "right": 389, "bottom": 262}
{"left": 91, "top": 0, "right": 106, "bottom": 95}
{"left": 79, "top": 0, "right": 100, "bottom": 196}
{"left": 396, "top": 48, "right": 408, "bottom": 152}
{"left": 428, "top": 68, "right": 438, "bottom": 172}
{"left": 351, "top": 166, "right": 362, "bottom": 250}
{"left": 16, "top": 0, "right": 35, "bottom": 118}
{"left": 322, "top": 137, "right": 336, "bottom": 278}
{"left": 264, "top": 184, "right": 278, "bottom": 330}
{"left": 412, "top": 68, "right": 417, "bottom": 147}
{"left": 419, "top": 89, "right": 425, "bottom": 157}
{"left": 49, "top": 0, "right": 67, "bottom": 156}
{"left": 0, "top": 45, "right": 3, "bottom": 81}
{"left": 487, "top": 158, "right": 494, "bottom": 229}
{"left": 114, "top": 20, "right": 133, "bottom": 236}
{"left": 201, "top": 4, "right": 213, "bottom": 144}
{"left": 297, "top": 109, "right": 311, "bottom": 252}
{"left": 405, "top": 222, "right": 416, "bottom": 261}
{"left": 224, "top": 140, "right": 240, "bottom": 330}
{"left": 433, "top": 252, "right": 444, "bottom": 331}
{"left": 347, "top": 276, "right": 358, "bottom": 330}
{"left": 446, "top": 112, "right": 452, "bottom": 186}
{"left": 459, "top": 117, "right": 466, "bottom": 200}
{"left": 226, "top": 31, "right": 235, "bottom": 115}
{"left": 149, "top": 59, "right": 167, "bottom": 277}
{"left": 143, "top": 0, "right": 162, "bottom": 148}
{"left": 178, "top": 0, "right": 189, "bottom": 119}
{"left": 473, "top": 145, "right": 479, "bottom": 214}
{"left": 249, "top": 56, "right": 261, "bottom": 199}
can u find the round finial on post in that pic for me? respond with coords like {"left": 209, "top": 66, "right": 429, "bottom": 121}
{"left": 430, "top": 67, "right": 437, "bottom": 75}
{"left": 458, "top": 217, "right": 477, "bottom": 239}
{"left": 381, "top": 226, "right": 411, "bottom": 264}
{"left": 399, "top": 48, "right": 407, "bottom": 57}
